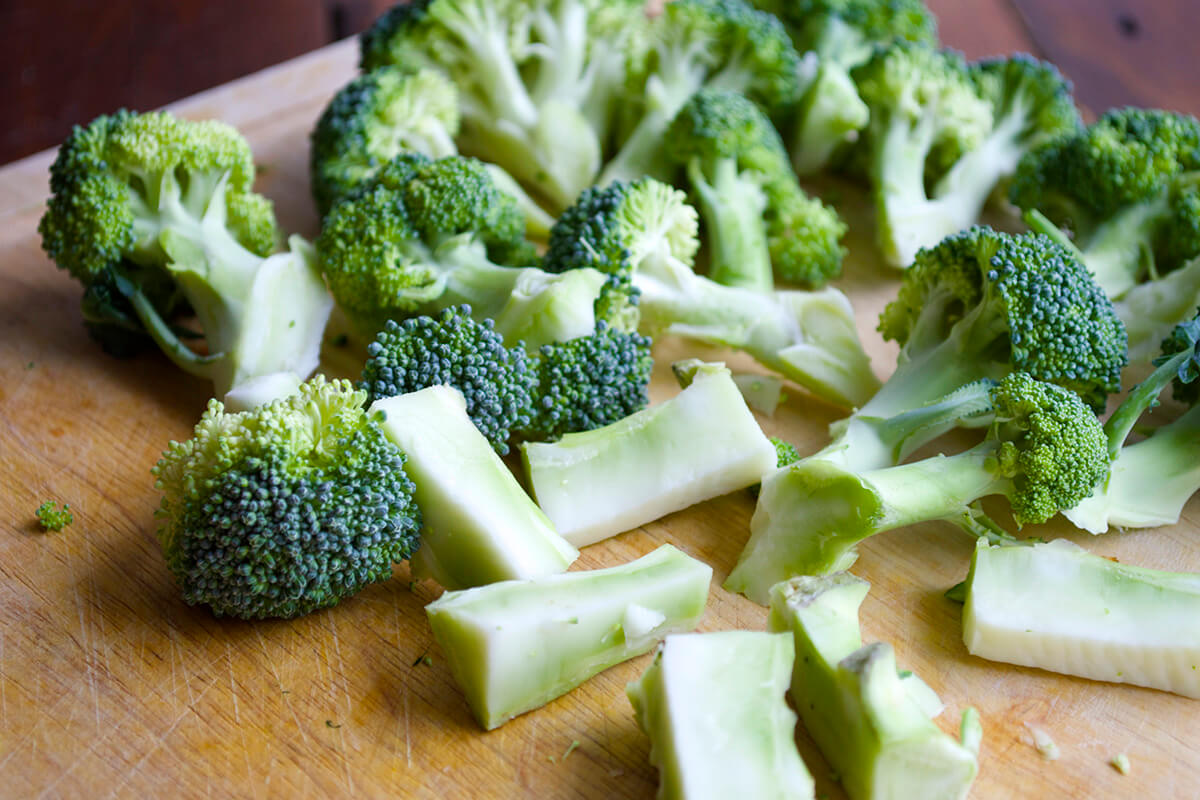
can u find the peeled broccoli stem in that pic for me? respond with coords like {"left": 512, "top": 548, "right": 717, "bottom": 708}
{"left": 1115, "top": 255, "right": 1200, "bottom": 361}
{"left": 686, "top": 158, "right": 773, "bottom": 290}
{"left": 632, "top": 247, "right": 879, "bottom": 408}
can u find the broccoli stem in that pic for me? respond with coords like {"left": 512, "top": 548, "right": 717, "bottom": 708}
{"left": 115, "top": 272, "right": 223, "bottom": 380}
{"left": 1116, "top": 255, "right": 1200, "bottom": 361}
{"left": 687, "top": 158, "right": 773, "bottom": 291}
{"left": 789, "top": 63, "right": 869, "bottom": 176}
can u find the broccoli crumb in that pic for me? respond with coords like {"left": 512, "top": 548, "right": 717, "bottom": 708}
{"left": 326, "top": 720, "right": 341, "bottom": 729}
{"left": 562, "top": 740, "right": 580, "bottom": 761}
{"left": 1110, "top": 753, "right": 1131, "bottom": 775}
{"left": 1024, "top": 722, "right": 1060, "bottom": 761}
{"left": 35, "top": 501, "right": 73, "bottom": 531}
{"left": 412, "top": 652, "right": 433, "bottom": 667}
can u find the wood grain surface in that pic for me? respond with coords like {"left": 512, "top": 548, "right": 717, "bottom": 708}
{"left": 3, "top": 7, "right": 1200, "bottom": 799}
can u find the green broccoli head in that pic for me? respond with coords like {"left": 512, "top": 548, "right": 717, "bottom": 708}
{"left": 986, "top": 372, "right": 1109, "bottom": 524}
{"left": 359, "top": 0, "right": 436, "bottom": 72}
{"left": 1157, "top": 311, "right": 1200, "bottom": 406}
{"left": 764, "top": 178, "right": 848, "bottom": 287}
{"left": 152, "top": 377, "right": 422, "bottom": 619}
{"left": 359, "top": 306, "right": 536, "bottom": 453}
{"left": 310, "top": 66, "right": 460, "bottom": 217}
{"left": 970, "top": 54, "right": 1080, "bottom": 153}
{"left": 35, "top": 502, "right": 74, "bottom": 532}
{"left": 877, "top": 227, "right": 1127, "bottom": 412}
{"left": 767, "top": 0, "right": 937, "bottom": 56}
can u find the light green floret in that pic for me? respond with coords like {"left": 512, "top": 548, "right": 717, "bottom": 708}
{"left": 371, "top": 386, "right": 578, "bottom": 590}
{"left": 769, "top": 574, "right": 980, "bottom": 800}
{"left": 426, "top": 544, "right": 712, "bottom": 730}
{"left": 522, "top": 361, "right": 777, "bottom": 548}
{"left": 627, "top": 631, "right": 815, "bottom": 800}
{"left": 962, "top": 539, "right": 1200, "bottom": 698}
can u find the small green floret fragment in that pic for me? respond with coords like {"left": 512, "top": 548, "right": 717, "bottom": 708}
{"left": 35, "top": 501, "right": 73, "bottom": 531}
{"left": 1111, "top": 753, "right": 1131, "bottom": 775}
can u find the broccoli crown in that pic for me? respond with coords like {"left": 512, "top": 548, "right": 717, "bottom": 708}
{"left": 35, "top": 501, "right": 74, "bottom": 532}
{"left": 359, "top": 307, "right": 536, "bottom": 453}
{"left": 770, "top": 437, "right": 802, "bottom": 468}
{"left": 360, "top": 0, "right": 436, "bottom": 71}
{"left": 986, "top": 372, "right": 1108, "bottom": 524}
{"left": 152, "top": 377, "right": 421, "bottom": 619}
{"left": 527, "top": 323, "right": 654, "bottom": 440}
{"left": 39, "top": 109, "right": 276, "bottom": 285}
{"left": 970, "top": 54, "right": 1080, "bottom": 149}
{"left": 1157, "top": 311, "right": 1200, "bottom": 406}
{"left": 667, "top": 89, "right": 791, "bottom": 175}
{"left": 879, "top": 227, "right": 1128, "bottom": 411}
{"left": 310, "top": 66, "right": 460, "bottom": 216}
{"left": 768, "top": 0, "right": 937, "bottom": 50}
{"left": 764, "top": 179, "right": 848, "bottom": 287}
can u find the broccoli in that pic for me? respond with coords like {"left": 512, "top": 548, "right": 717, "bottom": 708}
{"left": 753, "top": 0, "right": 939, "bottom": 175}
{"left": 854, "top": 46, "right": 1079, "bottom": 267}
{"left": 151, "top": 377, "right": 421, "bottom": 619}
{"left": 543, "top": 178, "right": 880, "bottom": 408}
{"left": 1012, "top": 108, "right": 1200, "bottom": 300}
{"left": 727, "top": 372, "right": 1110, "bottom": 603}
{"left": 1064, "top": 311, "right": 1200, "bottom": 533}
{"left": 522, "top": 361, "right": 777, "bottom": 547}
{"left": 425, "top": 544, "right": 711, "bottom": 729}
{"left": 626, "top": 631, "right": 816, "bottom": 800}
{"left": 598, "top": 0, "right": 802, "bottom": 187}
{"left": 309, "top": 65, "right": 555, "bottom": 237}
{"left": 35, "top": 501, "right": 73, "bottom": 532}
{"left": 769, "top": 573, "right": 980, "bottom": 800}
{"left": 371, "top": 386, "right": 578, "bottom": 590}
{"left": 811, "top": 227, "right": 1127, "bottom": 476}
{"left": 360, "top": 0, "right": 646, "bottom": 212}
{"left": 38, "top": 110, "right": 334, "bottom": 405}
{"left": 665, "top": 90, "right": 846, "bottom": 290}
{"left": 962, "top": 538, "right": 1200, "bottom": 698}
{"left": 316, "top": 153, "right": 604, "bottom": 340}
{"left": 1113, "top": 254, "right": 1200, "bottom": 361}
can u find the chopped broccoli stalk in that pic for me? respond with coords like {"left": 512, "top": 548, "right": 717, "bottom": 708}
{"left": 371, "top": 386, "right": 578, "bottom": 590}
{"left": 35, "top": 501, "right": 73, "bottom": 532}
{"left": 1111, "top": 753, "right": 1131, "bottom": 775}
{"left": 962, "top": 539, "right": 1200, "bottom": 698}
{"left": 769, "top": 573, "right": 979, "bottom": 800}
{"left": 1011, "top": 108, "right": 1200, "bottom": 300}
{"left": 38, "top": 110, "right": 334, "bottom": 403}
{"left": 598, "top": 0, "right": 802, "bottom": 187}
{"left": 733, "top": 373, "right": 786, "bottom": 416}
{"left": 727, "top": 373, "right": 1109, "bottom": 603}
{"left": 627, "top": 631, "right": 815, "bottom": 800}
{"left": 544, "top": 178, "right": 879, "bottom": 408}
{"left": 522, "top": 362, "right": 777, "bottom": 547}
{"left": 152, "top": 377, "right": 422, "bottom": 619}
{"left": 425, "top": 543, "right": 711, "bottom": 729}
{"left": 1114, "top": 255, "right": 1200, "bottom": 361}
{"left": 788, "top": 60, "right": 870, "bottom": 175}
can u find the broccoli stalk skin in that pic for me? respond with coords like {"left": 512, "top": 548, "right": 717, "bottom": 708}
{"left": 727, "top": 373, "right": 1110, "bottom": 604}
{"left": 38, "top": 110, "right": 334, "bottom": 405}
{"left": 152, "top": 377, "right": 422, "bottom": 619}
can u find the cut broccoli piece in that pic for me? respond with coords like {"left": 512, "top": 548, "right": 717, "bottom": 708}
{"left": 627, "top": 631, "right": 815, "bottom": 800}
{"left": 854, "top": 46, "right": 1079, "bottom": 267}
{"left": 1115, "top": 255, "right": 1200, "bottom": 361}
{"left": 962, "top": 538, "right": 1200, "bottom": 698}
{"left": 35, "top": 501, "right": 73, "bottom": 532}
{"left": 666, "top": 90, "right": 846, "bottom": 290}
{"left": 425, "top": 543, "right": 711, "bottom": 729}
{"left": 544, "top": 178, "right": 879, "bottom": 408}
{"left": 1013, "top": 108, "right": 1200, "bottom": 300}
{"left": 371, "top": 386, "right": 578, "bottom": 590}
{"left": 598, "top": 0, "right": 802, "bottom": 187}
{"left": 38, "top": 110, "right": 333, "bottom": 404}
{"left": 728, "top": 373, "right": 1109, "bottom": 603}
{"left": 360, "top": 0, "right": 647, "bottom": 212}
{"left": 151, "top": 377, "right": 421, "bottom": 619}
{"left": 770, "top": 573, "right": 980, "bottom": 800}
{"left": 522, "top": 362, "right": 777, "bottom": 547}
{"left": 1064, "top": 311, "right": 1200, "bottom": 533}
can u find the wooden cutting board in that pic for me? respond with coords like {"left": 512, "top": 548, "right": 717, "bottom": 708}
{"left": 3, "top": 26, "right": 1200, "bottom": 800}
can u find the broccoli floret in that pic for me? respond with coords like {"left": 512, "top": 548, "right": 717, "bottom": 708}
{"left": 771, "top": 436, "right": 802, "bottom": 469}
{"left": 151, "top": 377, "right": 421, "bottom": 619}
{"left": 855, "top": 46, "right": 1079, "bottom": 267}
{"left": 769, "top": 573, "right": 980, "bottom": 800}
{"left": 426, "top": 544, "right": 711, "bottom": 729}
{"left": 360, "top": 307, "right": 537, "bottom": 453}
{"left": 754, "top": 0, "right": 938, "bottom": 175}
{"left": 963, "top": 538, "right": 1200, "bottom": 698}
{"left": 727, "top": 372, "right": 1109, "bottom": 603}
{"left": 544, "top": 178, "right": 879, "bottom": 408}
{"left": 665, "top": 90, "right": 846, "bottom": 290}
{"left": 39, "top": 110, "right": 333, "bottom": 404}
{"left": 598, "top": 0, "right": 802, "bottom": 187}
{"left": 1013, "top": 108, "right": 1200, "bottom": 299}
{"left": 35, "top": 501, "right": 74, "bottom": 532}
{"left": 310, "top": 65, "right": 555, "bottom": 237}
{"left": 1064, "top": 311, "right": 1200, "bottom": 533}
{"left": 522, "top": 362, "right": 777, "bottom": 547}
{"left": 627, "top": 631, "right": 815, "bottom": 799}
{"left": 360, "top": 0, "right": 647, "bottom": 211}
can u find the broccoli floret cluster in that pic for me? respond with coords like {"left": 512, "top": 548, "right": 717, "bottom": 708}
{"left": 152, "top": 377, "right": 422, "bottom": 619}
{"left": 35, "top": 501, "right": 74, "bottom": 532}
